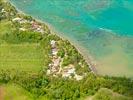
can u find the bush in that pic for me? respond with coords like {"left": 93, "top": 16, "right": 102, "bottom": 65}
{"left": 2, "top": 30, "right": 42, "bottom": 43}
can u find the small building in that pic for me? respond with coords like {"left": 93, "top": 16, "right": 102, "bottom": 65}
{"left": 67, "top": 68, "right": 75, "bottom": 74}
{"left": 12, "top": 17, "right": 29, "bottom": 24}
{"left": 19, "top": 28, "right": 26, "bottom": 31}
{"left": 12, "top": 17, "right": 22, "bottom": 22}
{"left": 46, "top": 69, "right": 51, "bottom": 75}
{"left": 52, "top": 58, "right": 60, "bottom": 67}
{"left": 74, "top": 74, "right": 83, "bottom": 81}
{"left": 1, "top": 9, "right": 6, "bottom": 13}
{"left": 62, "top": 67, "right": 75, "bottom": 78}
{"left": 19, "top": 19, "right": 28, "bottom": 24}
{"left": 52, "top": 48, "right": 58, "bottom": 56}
{"left": 50, "top": 40, "right": 56, "bottom": 48}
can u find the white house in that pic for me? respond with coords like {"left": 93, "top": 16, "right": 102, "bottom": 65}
{"left": 12, "top": 17, "right": 22, "bottom": 22}
{"left": 50, "top": 40, "right": 56, "bottom": 48}
{"left": 74, "top": 74, "right": 83, "bottom": 81}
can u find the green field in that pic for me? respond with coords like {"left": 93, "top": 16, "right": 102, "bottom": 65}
{"left": 0, "top": 84, "right": 33, "bottom": 100}
{"left": 0, "top": 43, "right": 44, "bottom": 72}
{"left": 0, "top": 83, "right": 50, "bottom": 100}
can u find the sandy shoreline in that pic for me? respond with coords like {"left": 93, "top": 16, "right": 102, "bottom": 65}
{"left": 8, "top": 0, "right": 98, "bottom": 74}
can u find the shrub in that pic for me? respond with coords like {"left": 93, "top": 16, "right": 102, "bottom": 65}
{"left": 2, "top": 30, "right": 42, "bottom": 43}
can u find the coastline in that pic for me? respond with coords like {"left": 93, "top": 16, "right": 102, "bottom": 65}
{"left": 8, "top": 0, "right": 98, "bottom": 74}
{"left": 1, "top": 1, "right": 133, "bottom": 99}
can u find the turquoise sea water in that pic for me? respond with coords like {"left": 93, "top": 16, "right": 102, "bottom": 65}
{"left": 10, "top": 0, "right": 133, "bottom": 77}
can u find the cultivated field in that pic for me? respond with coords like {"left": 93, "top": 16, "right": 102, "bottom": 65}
{"left": 0, "top": 43, "right": 44, "bottom": 72}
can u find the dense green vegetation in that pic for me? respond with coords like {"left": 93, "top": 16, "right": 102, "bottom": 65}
{"left": 0, "top": 0, "right": 133, "bottom": 100}
{"left": 0, "top": 71, "right": 133, "bottom": 100}
{"left": 92, "top": 88, "right": 131, "bottom": 100}
{"left": 2, "top": 30, "right": 43, "bottom": 43}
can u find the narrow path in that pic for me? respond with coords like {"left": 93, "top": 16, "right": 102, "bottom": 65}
{"left": 0, "top": 86, "right": 5, "bottom": 100}
{"left": 85, "top": 96, "right": 93, "bottom": 100}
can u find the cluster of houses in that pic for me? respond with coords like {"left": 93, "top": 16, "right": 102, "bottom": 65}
{"left": 1, "top": 7, "right": 16, "bottom": 20}
{"left": 1, "top": 8, "right": 8, "bottom": 19}
{"left": 12, "top": 17, "right": 45, "bottom": 34}
{"left": 47, "top": 40, "right": 61, "bottom": 75}
{"left": 1, "top": 3, "right": 46, "bottom": 34}
{"left": 47, "top": 40, "right": 84, "bottom": 80}
{"left": 62, "top": 65, "right": 84, "bottom": 80}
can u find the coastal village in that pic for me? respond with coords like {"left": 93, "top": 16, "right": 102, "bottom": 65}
{"left": 47, "top": 39, "right": 84, "bottom": 80}
{"left": 12, "top": 17, "right": 47, "bottom": 34}
{"left": 0, "top": 2, "right": 90, "bottom": 81}
{"left": 1, "top": 2, "right": 50, "bottom": 34}
{"left": 1, "top": 1, "right": 133, "bottom": 100}
{"left": 2, "top": 10, "right": 87, "bottom": 80}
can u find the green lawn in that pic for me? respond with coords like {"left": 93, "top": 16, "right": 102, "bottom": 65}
{"left": 0, "top": 84, "right": 33, "bottom": 100}
{"left": 0, "top": 83, "right": 49, "bottom": 100}
{"left": 0, "top": 43, "right": 44, "bottom": 72}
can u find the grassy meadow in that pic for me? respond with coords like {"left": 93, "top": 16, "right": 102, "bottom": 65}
{"left": 0, "top": 83, "right": 51, "bottom": 100}
{"left": 0, "top": 43, "right": 44, "bottom": 72}
{"left": 0, "top": 84, "right": 33, "bottom": 100}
